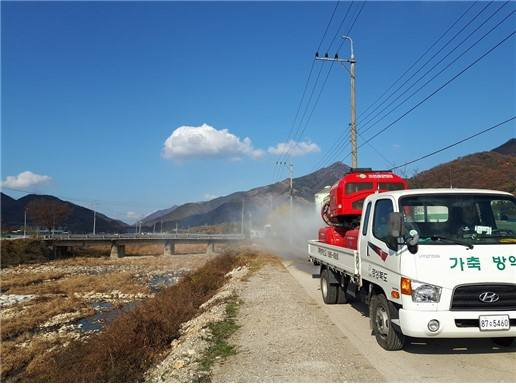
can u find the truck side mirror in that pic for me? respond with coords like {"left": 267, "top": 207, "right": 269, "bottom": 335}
{"left": 388, "top": 212, "right": 403, "bottom": 238}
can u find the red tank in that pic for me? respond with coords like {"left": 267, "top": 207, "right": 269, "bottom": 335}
{"left": 319, "top": 169, "right": 408, "bottom": 250}
{"left": 344, "top": 228, "right": 359, "bottom": 250}
{"left": 329, "top": 170, "right": 407, "bottom": 220}
{"left": 318, "top": 226, "right": 347, "bottom": 247}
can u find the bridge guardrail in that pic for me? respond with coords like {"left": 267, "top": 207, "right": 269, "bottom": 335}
{"left": 43, "top": 233, "right": 246, "bottom": 241}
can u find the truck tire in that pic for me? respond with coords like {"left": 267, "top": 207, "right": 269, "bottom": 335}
{"left": 321, "top": 268, "right": 338, "bottom": 304}
{"left": 336, "top": 284, "right": 349, "bottom": 304}
{"left": 490, "top": 337, "right": 515, "bottom": 347}
{"left": 370, "top": 293, "right": 405, "bottom": 351}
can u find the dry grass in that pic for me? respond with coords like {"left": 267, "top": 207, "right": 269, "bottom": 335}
{"left": 1, "top": 239, "right": 52, "bottom": 268}
{"left": 21, "top": 250, "right": 245, "bottom": 382}
{"left": 1, "top": 272, "right": 66, "bottom": 292}
{"left": 1, "top": 296, "right": 94, "bottom": 341}
{"left": 1, "top": 335, "right": 68, "bottom": 381}
{"left": 0, "top": 247, "right": 277, "bottom": 382}
{"left": 4, "top": 271, "right": 149, "bottom": 297}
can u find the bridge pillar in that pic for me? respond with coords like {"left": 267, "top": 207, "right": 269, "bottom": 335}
{"left": 206, "top": 242, "right": 215, "bottom": 254}
{"left": 53, "top": 245, "right": 69, "bottom": 259}
{"left": 164, "top": 240, "right": 175, "bottom": 256}
{"left": 110, "top": 242, "right": 125, "bottom": 258}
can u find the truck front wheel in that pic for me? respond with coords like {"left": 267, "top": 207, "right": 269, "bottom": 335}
{"left": 490, "top": 337, "right": 514, "bottom": 347}
{"left": 321, "top": 268, "right": 338, "bottom": 304}
{"left": 370, "top": 293, "right": 405, "bottom": 351}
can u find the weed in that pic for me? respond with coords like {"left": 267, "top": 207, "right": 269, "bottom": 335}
{"left": 197, "top": 297, "right": 241, "bottom": 381}
{"left": 19, "top": 251, "right": 241, "bottom": 382}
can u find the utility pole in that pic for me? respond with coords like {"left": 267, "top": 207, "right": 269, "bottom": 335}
{"left": 276, "top": 161, "right": 293, "bottom": 245}
{"left": 92, "top": 203, "right": 97, "bottom": 235}
{"left": 241, "top": 199, "right": 245, "bottom": 235}
{"left": 153, "top": 223, "right": 156, "bottom": 234}
{"left": 24, "top": 208, "right": 27, "bottom": 238}
{"left": 160, "top": 218, "right": 163, "bottom": 233}
{"left": 316, "top": 35, "right": 357, "bottom": 168}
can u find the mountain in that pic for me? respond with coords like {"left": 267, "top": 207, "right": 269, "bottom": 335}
{"left": 139, "top": 205, "right": 179, "bottom": 225}
{"left": 409, "top": 139, "right": 516, "bottom": 194}
{"left": 141, "top": 162, "right": 349, "bottom": 229}
{"left": 1, "top": 193, "right": 129, "bottom": 233}
{"left": 492, "top": 138, "right": 516, "bottom": 155}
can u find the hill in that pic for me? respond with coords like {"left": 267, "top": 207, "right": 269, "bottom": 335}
{"left": 409, "top": 139, "right": 516, "bottom": 194}
{"left": 1, "top": 193, "right": 129, "bottom": 233}
{"left": 141, "top": 162, "right": 349, "bottom": 229}
{"left": 492, "top": 138, "right": 516, "bottom": 155}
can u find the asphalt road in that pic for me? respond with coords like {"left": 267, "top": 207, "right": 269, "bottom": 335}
{"left": 277, "top": 248, "right": 516, "bottom": 383}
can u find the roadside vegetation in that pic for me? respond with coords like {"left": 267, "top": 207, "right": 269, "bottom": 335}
{"left": 0, "top": 250, "right": 212, "bottom": 381}
{"left": 16, "top": 250, "right": 252, "bottom": 382}
{"left": 1, "top": 239, "right": 52, "bottom": 267}
{"left": 197, "top": 297, "right": 241, "bottom": 381}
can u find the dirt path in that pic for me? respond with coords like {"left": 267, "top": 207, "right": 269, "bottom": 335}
{"left": 211, "top": 263, "right": 384, "bottom": 382}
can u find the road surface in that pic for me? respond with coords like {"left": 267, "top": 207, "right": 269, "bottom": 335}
{"left": 278, "top": 247, "right": 516, "bottom": 383}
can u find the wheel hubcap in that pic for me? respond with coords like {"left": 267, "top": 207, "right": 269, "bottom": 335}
{"left": 322, "top": 276, "right": 328, "bottom": 298}
{"left": 375, "top": 305, "right": 390, "bottom": 336}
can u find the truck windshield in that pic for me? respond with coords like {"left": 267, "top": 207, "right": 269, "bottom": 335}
{"left": 399, "top": 194, "right": 516, "bottom": 245}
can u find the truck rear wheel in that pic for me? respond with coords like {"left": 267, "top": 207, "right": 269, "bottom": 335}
{"left": 321, "top": 268, "right": 338, "bottom": 304}
{"left": 336, "top": 283, "right": 349, "bottom": 304}
{"left": 370, "top": 293, "right": 405, "bottom": 351}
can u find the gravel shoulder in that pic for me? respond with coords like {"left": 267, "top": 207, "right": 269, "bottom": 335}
{"left": 210, "top": 263, "right": 384, "bottom": 382}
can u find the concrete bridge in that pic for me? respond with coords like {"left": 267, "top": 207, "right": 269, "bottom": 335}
{"left": 44, "top": 233, "right": 246, "bottom": 258}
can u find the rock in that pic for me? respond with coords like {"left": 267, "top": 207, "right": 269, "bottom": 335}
{"left": 173, "top": 360, "right": 185, "bottom": 369}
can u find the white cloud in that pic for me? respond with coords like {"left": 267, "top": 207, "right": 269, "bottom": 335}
{"left": 268, "top": 140, "right": 320, "bottom": 156}
{"left": 162, "top": 123, "right": 264, "bottom": 160}
{"left": 126, "top": 211, "right": 140, "bottom": 221}
{"left": 203, "top": 193, "right": 217, "bottom": 200}
{"left": 1, "top": 171, "right": 52, "bottom": 189}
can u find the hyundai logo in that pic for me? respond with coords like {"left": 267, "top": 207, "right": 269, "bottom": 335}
{"left": 479, "top": 291, "right": 500, "bottom": 303}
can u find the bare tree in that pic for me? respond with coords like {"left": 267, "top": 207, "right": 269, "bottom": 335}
{"left": 27, "top": 199, "right": 72, "bottom": 232}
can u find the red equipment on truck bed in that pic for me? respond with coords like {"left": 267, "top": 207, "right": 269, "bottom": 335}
{"left": 319, "top": 169, "right": 407, "bottom": 250}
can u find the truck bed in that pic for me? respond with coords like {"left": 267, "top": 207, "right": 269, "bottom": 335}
{"left": 307, "top": 240, "right": 360, "bottom": 277}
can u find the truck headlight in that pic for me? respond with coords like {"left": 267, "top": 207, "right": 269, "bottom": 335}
{"left": 411, "top": 280, "right": 442, "bottom": 303}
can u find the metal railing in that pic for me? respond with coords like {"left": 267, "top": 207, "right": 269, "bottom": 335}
{"left": 43, "top": 233, "right": 245, "bottom": 241}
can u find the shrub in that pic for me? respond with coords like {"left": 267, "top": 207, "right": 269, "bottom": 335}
{"left": 22, "top": 251, "right": 241, "bottom": 382}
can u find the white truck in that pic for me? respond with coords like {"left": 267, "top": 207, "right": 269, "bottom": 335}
{"left": 308, "top": 188, "right": 516, "bottom": 350}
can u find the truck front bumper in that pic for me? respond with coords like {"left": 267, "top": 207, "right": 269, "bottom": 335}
{"left": 398, "top": 309, "right": 516, "bottom": 338}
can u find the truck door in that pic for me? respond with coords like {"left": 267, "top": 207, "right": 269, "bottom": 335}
{"left": 363, "top": 198, "right": 401, "bottom": 294}
{"left": 359, "top": 200, "right": 373, "bottom": 262}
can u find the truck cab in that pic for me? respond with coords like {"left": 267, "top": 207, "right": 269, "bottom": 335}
{"left": 309, "top": 188, "right": 516, "bottom": 350}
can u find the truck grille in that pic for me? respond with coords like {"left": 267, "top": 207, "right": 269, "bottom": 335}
{"left": 450, "top": 284, "right": 516, "bottom": 311}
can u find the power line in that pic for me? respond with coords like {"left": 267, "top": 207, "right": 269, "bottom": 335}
{"left": 358, "top": 1, "right": 494, "bottom": 126}
{"left": 391, "top": 116, "right": 515, "bottom": 170}
{"left": 341, "top": 29, "right": 515, "bottom": 161}
{"left": 273, "top": 1, "right": 341, "bottom": 180}
{"left": 282, "top": 1, "right": 366, "bottom": 170}
{"left": 358, "top": 1, "right": 479, "bottom": 120}
{"left": 322, "top": 8, "right": 513, "bottom": 169}
{"left": 326, "top": 1, "right": 355, "bottom": 52}
{"left": 359, "top": 2, "right": 511, "bottom": 135}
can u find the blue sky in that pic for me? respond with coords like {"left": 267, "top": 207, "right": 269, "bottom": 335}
{"left": 2, "top": 1, "right": 515, "bottom": 222}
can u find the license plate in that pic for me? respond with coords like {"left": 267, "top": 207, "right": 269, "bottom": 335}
{"left": 479, "top": 315, "right": 510, "bottom": 331}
